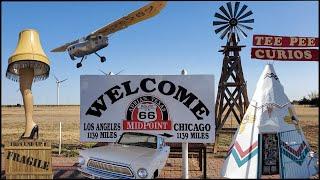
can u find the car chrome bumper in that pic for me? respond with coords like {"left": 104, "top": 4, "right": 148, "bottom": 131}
{"left": 78, "top": 167, "right": 135, "bottom": 179}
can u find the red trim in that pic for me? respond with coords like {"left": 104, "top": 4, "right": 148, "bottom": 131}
{"left": 233, "top": 141, "right": 258, "bottom": 158}
{"left": 281, "top": 141, "right": 307, "bottom": 157}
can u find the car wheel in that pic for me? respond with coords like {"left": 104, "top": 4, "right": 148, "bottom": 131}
{"left": 153, "top": 170, "right": 158, "bottom": 179}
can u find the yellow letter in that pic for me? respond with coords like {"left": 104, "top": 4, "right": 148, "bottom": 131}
{"left": 274, "top": 37, "right": 282, "bottom": 46}
{"left": 298, "top": 38, "right": 307, "bottom": 46}
{"left": 255, "top": 49, "right": 265, "bottom": 59}
{"left": 307, "top": 38, "right": 316, "bottom": 46}
{"left": 290, "top": 37, "right": 298, "bottom": 46}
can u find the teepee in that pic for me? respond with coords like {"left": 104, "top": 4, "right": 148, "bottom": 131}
{"left": 220, "top": 64, "right": 318, "bottom": 178}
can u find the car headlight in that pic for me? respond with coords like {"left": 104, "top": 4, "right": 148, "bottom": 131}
{"left": 78, "top": 156, "right": 85, "bottom": 165}
{"left": 137, "top": 168, "right": 148, "bottom": 178}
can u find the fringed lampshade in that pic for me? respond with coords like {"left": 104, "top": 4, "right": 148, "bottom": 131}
{"left": 6, "top": 29, "right": 50, "bottom": 82}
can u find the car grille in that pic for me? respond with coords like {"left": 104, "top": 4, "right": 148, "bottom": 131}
{"left": 87, "top": 159, "right": 134, "bottom": 177}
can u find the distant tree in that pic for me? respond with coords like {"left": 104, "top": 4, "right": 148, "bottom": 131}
{"left": 308, "top": 91, "right": 319, "bottom": 107}
{"left": 296, "top": 91, "right": 319, "bottom": 107}
{"left": 298, "top": 97, "right": 310, "bottom": 105}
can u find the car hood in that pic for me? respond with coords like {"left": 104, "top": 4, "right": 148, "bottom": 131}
{"left": 81, "top": 143, "right": 157, "bottom": 165}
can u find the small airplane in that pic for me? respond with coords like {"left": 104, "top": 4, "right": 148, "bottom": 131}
{"left": 51, "top": 1, "right": 167, "bottom": 68}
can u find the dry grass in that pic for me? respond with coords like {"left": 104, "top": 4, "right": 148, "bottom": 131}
{"left": 1, "top": 105, "right": 318, "bottom": 152}
{"left": 1, "top": 105, "right": 80, "bottom": 145}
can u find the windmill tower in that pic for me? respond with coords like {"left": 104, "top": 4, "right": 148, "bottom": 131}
{"left": 54, "top": 75, "right": 67, "bottom": 105}
{"left": 212, "top": 2, "right": 254, "bottom": 152}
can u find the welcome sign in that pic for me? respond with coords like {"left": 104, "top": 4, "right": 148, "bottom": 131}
{"left": 80, "top": 75, "right": 215, "bottom": 143}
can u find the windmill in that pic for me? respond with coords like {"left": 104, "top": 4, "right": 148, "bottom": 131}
{"left": 98, "top": 69, "right": 124, "bottom": 75}
{"left": 213, "top": 1, "right": 254, "bottom": 41}
{"left": 212, "top": 2, "right": 253, "bottom": 153}
{"left": 54, "top": 75, "right": 67, "bottom": 105}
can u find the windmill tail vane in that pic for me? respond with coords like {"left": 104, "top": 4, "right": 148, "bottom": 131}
{"left": 213, "top": 1, "right": 254, "bottom": 43}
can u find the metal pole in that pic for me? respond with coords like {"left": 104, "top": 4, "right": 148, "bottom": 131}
{"left": 59, "top": 121, "right": 62, "bottom": 155}
{"left": 181, "top": 69, "right": 189, "bottom": 179}
{"left": 182, "top": 142, "right": 189, "bottom": 179}
{"left": 57, "top": 83, "right": 60, "bottom": 105}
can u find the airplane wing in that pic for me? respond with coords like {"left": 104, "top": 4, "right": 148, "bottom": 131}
{"left": 51, "top": 39, "right": 79, "bottom": 52}
{"left": 89, "top": 1, "right": 167, "bottom": 37}
{"left": 51, "top": 1, "right": 166, "bottom": 52}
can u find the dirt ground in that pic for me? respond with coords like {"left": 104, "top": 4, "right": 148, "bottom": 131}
{"left": 1, "top": 105, "right": 319, "bottom": 178}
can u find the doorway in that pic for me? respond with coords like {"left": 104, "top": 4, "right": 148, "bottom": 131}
{"left": 261, "top": 133, "right": 279, "bottom": 175}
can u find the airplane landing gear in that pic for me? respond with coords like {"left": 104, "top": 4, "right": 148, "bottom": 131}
{"left": 76, "top": 56, "right": 86, "bottom": 68}
{"left": 76, "top": 63, "right": 82, "bottom": 68}
{"left": 100, "top": 56, "right": 106, "bottom": 63}
{"left": 95, "top": 52, "right": 106, "bottom": 63}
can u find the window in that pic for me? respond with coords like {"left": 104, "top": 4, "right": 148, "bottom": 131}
{"left": 118, "top": 132, "right": 157, "bottom": 149}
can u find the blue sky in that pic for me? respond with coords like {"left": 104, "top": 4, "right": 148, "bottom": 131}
{"left": 1, "top": 1, "right": 319, "bottom": 105}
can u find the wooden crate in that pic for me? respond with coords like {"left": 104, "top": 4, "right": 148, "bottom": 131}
{"left": 4, "top": 140, "right": 53, "bottom": 179}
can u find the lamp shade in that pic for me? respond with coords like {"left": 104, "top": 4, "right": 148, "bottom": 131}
{"left": 6, "top": 29, "right": 50, "bottom": 82}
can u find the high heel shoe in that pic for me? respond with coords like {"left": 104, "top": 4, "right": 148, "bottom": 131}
{"left": 20, "top": 125, "right": 39, "bottom": 140}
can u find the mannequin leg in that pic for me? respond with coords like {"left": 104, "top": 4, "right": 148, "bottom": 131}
{"left": 19, "top": 68, "right": 36, "bottom": 138}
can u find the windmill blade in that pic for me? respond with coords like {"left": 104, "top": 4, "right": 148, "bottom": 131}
{"left": 233, "top": 2, "right": 240, "bottom": 18}
{"left": 220, "top": 26, "right": 232, "bottom": 40}
{"left": 99, "top": 69, "right": 108, "bottom": 75}
{"left": 213, "top": 21, "right": 229, "bottom": 26}
{"left": 60, "top": 78, "right": 68, "bottom": 83}
{"left": 115, "top": 70, "right": 124, "bottom": 75}
{"left": 236, "top": 26, "right": 248, "bottom": 38}
{"left": 239, "top": 19, "right": 254, "bottom": 23}
{"left": 54, "top": 75, "right": 59, "bottom": 81}
{"left": 226, "top": 2, "right": 233, "bottom": 19}
{"left": 238, "top": 10, "right": 253, "bottom": 20}
{"left": 214, "top": 12, "right": 230, "bottom": 22}
{"left": 238, "top": 23, "right": 253, "bottom": 30}
{"left": 236, "top": 4, "right": 248, "bottom": 18}
{"left": 219, "top": 5, "right": 231, "bottom": 19}
{"left": 214, "top": 24, "right": 230, "bottom": 34}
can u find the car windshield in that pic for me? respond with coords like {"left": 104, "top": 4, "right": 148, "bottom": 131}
{"left": 118, "top": 133, "right": 157, "bottom": 149}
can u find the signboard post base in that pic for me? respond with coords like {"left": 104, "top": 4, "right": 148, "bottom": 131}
{"left": 182, "top": 142, "right": 189, "bottom": 179}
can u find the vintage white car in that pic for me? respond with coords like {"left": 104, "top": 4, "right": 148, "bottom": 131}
{"left": 77, "top": 132, "right": 170, "bottom": 179}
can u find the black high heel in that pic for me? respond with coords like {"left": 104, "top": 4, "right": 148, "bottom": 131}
{"left": 20, "top": 132, "right": 25, "bottom": 139}
{"left": 20, "top": 125, "right": 39, "bottom": 140}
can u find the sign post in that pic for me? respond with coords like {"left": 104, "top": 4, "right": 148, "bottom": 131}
{"left": 59, "top": 121, "right": 62, "bottom": 155}
{"left": 181, "top": 69, "right": 189, "bottom": 179}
